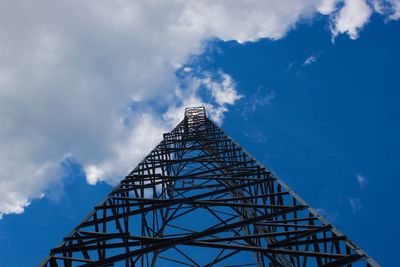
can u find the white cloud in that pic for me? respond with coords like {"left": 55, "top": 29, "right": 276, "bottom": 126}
{"left": 317, "top": 0, "right": 340, "bottom": 15}
{"left": 389, "top": 0, "right": 400, "bottom": 20}
{"left": 371, "top": 0, "right": 385, "bottom": 14}
{"left": 371, "top": 0, "right": 400, "bottom": 20}
{"left": 256, "top": 91, "right": 275, "bottom": 108}
{"left": 202, "top": 72, "right": 243, "bottom": 106}
{"left": 164, "top": 71, "right": 241, "bottom": 126}
{"left": 84, "top": 113, "right": 168, "bottom": 185}
{"left": 349, "top": 197, "right": 362, "bottom": 212}
{"left": 303, "top": 54, "right": 320, "bottom": 65}
{"left": 241, "top": 88, "right": 275, "bottom": 120}
{"left": 0, "top": 0, "right": 395, "bottom": 217}
{"left": 356, "top": 174, "right": 367, "bottom": 189}
{"left": 331, "top": 0, "right": 373, "bottom": 40}
{"left": 183, "top": 67, "right": 192, "bottom": 73}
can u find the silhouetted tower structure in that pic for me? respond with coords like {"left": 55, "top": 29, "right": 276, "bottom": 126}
{"left": 40, "top": 107, "right": 379, "bottom": 267}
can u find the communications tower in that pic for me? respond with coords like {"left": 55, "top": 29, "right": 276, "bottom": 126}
{"left": 40, "top": 107, "right": 379, "bottom": 267}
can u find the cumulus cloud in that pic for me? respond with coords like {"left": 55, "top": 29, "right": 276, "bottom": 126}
{"left": 371, "top": 0, "right": 400, "bottom": 20}
{"left": 389, "top": 0, "right": 400, "bottom": 20}
{"left": 326, "top": 0, "right": 400, "bottom": 40}
{"left": 164, "top": 71, "right": 242, "bottom": 126}
{"left": 0, "top": 0, "right": 398, "bottom": 217}
{"left": 83, "top": 113, "right": 168, "bottom": 185}
{"left": 86, "top": 70, "right": 242, "bottom": 185}
{"left": 317, "top": 0, "right": 340, "bottom": 15}
{"left": 331, "top": 0, "right": 373, "bottom": 40}
{"left": 203, "top": 72, "right": 243, "bottom": 107}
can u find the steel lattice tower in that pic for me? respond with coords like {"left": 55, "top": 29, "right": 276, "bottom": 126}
{"left": 39, "top": 107, "right": 379, "bottom": 267}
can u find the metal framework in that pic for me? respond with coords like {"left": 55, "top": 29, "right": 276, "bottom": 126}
{"left": 39, "top": 107, "right": 379, "bottom": 267}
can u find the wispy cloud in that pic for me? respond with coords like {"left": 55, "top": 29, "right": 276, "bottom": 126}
{"left": 241, "top": 88, "right": 275, "bottom": 120}
{"left": 287, "top": 61, "right": 296, "bottom": 70}
{"left": 256, "top": 90, "right": 275, "bottom": 108}
{"left": 316, "top": 208, "right": 339, "bottom": 223}
{"left": 356, "top": 174, "right": 367, "bottom": 189}
{"left": 249, "top": 88, "right": 275, "bottom": 111}
{"left": 244, "top": 132, "right": 267, "bottom": 143}
{"left": 303, "top": 54, "right": 320, "bottom": 66}
{"left": 349, "top": 197, "right": 362, "bottom": 212}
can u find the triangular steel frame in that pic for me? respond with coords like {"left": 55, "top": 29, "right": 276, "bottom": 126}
{"left": 39, "top": 107, "right": 379, "bottom": 267}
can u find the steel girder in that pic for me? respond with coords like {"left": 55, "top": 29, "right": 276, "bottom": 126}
{"left": 39, "top": 107, "right": 379, "bottom": 267}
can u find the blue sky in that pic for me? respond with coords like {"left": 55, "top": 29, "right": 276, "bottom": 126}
{"left": 0, "top": 1, "right": 399, "bottom": 266}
